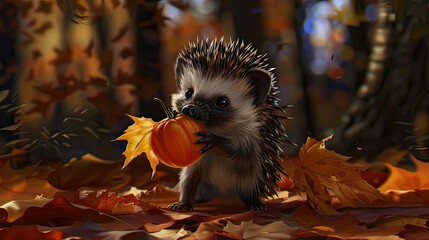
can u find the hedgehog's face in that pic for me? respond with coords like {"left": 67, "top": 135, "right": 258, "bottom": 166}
{"left": 172, "top": 59, "right": 272, "bottom": 130}
{"left": 172, "top": 69, "right": 251, "bottom": 128}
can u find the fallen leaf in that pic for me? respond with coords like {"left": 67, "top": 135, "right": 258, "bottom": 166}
{"left": 369, "top": 216, "right": 427, "bottom": 228}
{"left": 12, "top": 196, "right": 121, "bottom": 226}
{"left": 398, "top": 224, "right": 429, "bottom": 240}
{"left": 0, "top": 225, "right": 65, "bottom": 240}
{"left": 56, "top": 190, "right": 142, "bottom": 214}
{"left": 192, "top": 211, "right": 253, "bottom": 240}
{"left": 223, "top": 220, "right": 298, "bottom": 239}
{"left": 0, "top": 160, "right": 59, "bottom": 206}
{"left": 285, "top": 136, "right": 386, "bottom": 214}
{"left": 350, "top": 206, "right": 429, "bottom": 225}
{"left": 379, "top": 155, "right": 429, "bottom": 193}
{"left": 1, "top": 199, "right": 51, "bottom": 222}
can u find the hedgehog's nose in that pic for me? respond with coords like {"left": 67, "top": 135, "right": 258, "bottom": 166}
{"left": 181, "top": 104, "right": 199, "bottom": 118}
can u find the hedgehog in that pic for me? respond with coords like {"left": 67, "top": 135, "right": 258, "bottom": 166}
{"left": 169, "top": 38, "right": 291, "bottom": 211}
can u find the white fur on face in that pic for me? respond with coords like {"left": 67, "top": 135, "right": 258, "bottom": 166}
{"left": 171, "top": 67, "right": 264, "bottom": 156}
{"left": 172, "top": 68, "right": 261, "bottom": 129}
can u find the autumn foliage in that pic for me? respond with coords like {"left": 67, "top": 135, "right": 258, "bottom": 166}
{"left": 0, "top": 136, "right": 429, "bottom": 239}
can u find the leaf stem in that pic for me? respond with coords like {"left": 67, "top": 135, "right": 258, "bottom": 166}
{"left": 154, "top": 97, "right": 174, "bottom": 119}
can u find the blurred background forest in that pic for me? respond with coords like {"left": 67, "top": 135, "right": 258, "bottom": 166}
{"left": 0, "top": 0, "right": 428, "bottom": 170}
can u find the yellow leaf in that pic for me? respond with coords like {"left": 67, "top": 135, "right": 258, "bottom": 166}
{"left": 115, "top": 114, "right": 160, "bottom": 175}
{"left": 379, "top": 155, "right": 429, "bottom": 193}
{"left": 288, "top": 136, "right": 386, "bottom": 214}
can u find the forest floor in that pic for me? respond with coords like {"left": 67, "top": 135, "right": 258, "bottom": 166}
{"left": 0, "top": 145, "right": 429, "bottom": 240}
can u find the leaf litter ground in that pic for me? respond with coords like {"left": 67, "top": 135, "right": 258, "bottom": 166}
{"left": 1, "top": 139, "right": 429, "bottom": 239}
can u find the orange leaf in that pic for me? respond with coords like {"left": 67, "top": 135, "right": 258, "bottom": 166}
{"left": 286, "top": 136, "right": 386, "bottom": 214}
{"left": 55, "top": 189, "right": 151, "bottom": 215}
{"left": 379, "top": 155, "right": 429, "bottom": 193}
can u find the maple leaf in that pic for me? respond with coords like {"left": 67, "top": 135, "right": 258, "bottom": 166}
{"left": 285, "top": 136, "right": 386, "bottom": 214}
{"left": 115, "top": 115, "right": 160, "bottom": 175}
{"left": 379, "top": 155, "right": 429, "bottom": 193}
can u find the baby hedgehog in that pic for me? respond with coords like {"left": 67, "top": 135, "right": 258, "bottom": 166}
{"left": 169, "top": 38, "right": 290, "bottom": 211}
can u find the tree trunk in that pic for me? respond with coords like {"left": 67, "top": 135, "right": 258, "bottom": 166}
{"left": 327, "top": 1, "right": 429, "bottom": 160}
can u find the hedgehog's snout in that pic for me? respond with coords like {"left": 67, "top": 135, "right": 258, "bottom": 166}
{"left": 181, "top": 104, "right": 201, "bottom": 119}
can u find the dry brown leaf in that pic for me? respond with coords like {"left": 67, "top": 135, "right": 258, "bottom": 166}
{"left": 0, "top": 225, "right": 65, "bottom": 240}
{"left": 369, "top": 216, "right": 428, "bottom": 228}
{"left": 223, "top": 220, "right": 298, "bottom": 239}
{"left": 285, "top": 136, "right": 386, "bottom": 214}
{"left": 0, "top": 160, "right": 59, "bottom": 206}
{"left": 291, "top": 204, "right": 404, "bottom": 239}
{"left": 192, "top": 211, "right": 253, "bottom": 240}
{"left": 379, "top": 155, "right": 429, "bottom": 193}
{"left": 55, "top": 189, "right": 150, "bottom": 215}
{"left": 383, "top": 189, "right": 429, "bottom": 205}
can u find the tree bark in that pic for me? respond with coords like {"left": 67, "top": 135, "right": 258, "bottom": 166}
{"left": 327, "top": 1, "right": 429, "bottom": 160}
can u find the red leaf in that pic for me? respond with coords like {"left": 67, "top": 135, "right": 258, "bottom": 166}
{"left": 13, "top": 196, "right": 118, "bottom": 226}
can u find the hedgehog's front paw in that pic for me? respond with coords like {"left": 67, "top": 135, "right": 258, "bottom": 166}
{"left": 195, "top": 131, "right": 221, "bottom": 154}
{"left": 168, "top": 202, "right": 193, "bottom": 211}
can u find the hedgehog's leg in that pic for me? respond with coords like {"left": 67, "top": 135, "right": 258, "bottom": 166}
{"left": 195, "top": 181, "right": 216, "bottom": 204}
{"left": 240, "top": 196, "right": 266, "bottom": 211}
{"left": 168, "top": 165, "right": 201, "bottom": 211}
{"left": 237, "top": 166, "right": 267, "bottom": 211}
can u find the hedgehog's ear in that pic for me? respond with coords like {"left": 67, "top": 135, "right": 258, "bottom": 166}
{"left": 248, "top": 69, "right": 272, "bottom": 106}
{"left": 175, "top": 56, "right": 188, "bottom": 88}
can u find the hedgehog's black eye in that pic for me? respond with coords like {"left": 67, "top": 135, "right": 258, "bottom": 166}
{"left": 185, "top": 88, "right": 193, "bottom": 99}
{"left": 215, "top": 97, "right": 229, "bottom": 109}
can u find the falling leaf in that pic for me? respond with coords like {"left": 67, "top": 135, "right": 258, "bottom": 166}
{"left": 34, "top": 22, "right": 52, "bottom": 35}
{"left": 276, "top": 42, "right": 289, "bottom": 52}
{"left": 168, "top": 0, "right": 190, "bottom": 11}
{"left": 49, "top": 48, "right": 72, "bottom": 65}
{"left": 285, "top": 136, "right": 386, "bottom": 214}
{"left": 36, "top": 1, "right": 52, "bottom": 14}
{"left": 84, "top": 38, "right": 94, "bottom": 57}
{"left": 379, "top": 155, "right": 429, "bottom": 193}
{"left": 115, "top": 115, "right": 159, "bottom": 173}
{"left": 99, "top": 49, "right": 113, "bottom": 68}
{"left": 138, "top": 5, "right": 171, "bottom": 28}
{"left": 111, "top": 0, "right": 121, "bottom": 9}
{"left": 119, "top": 47, "right": 133, "bottom": 59}
{"left": 110, "top": 25, "right": 129, "bottom": 43}
{"left": 32, "top": 50, "right": 42, "bottom": 60}
{"left": 20, "top": 2, "right": 34, "bottom": 18}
